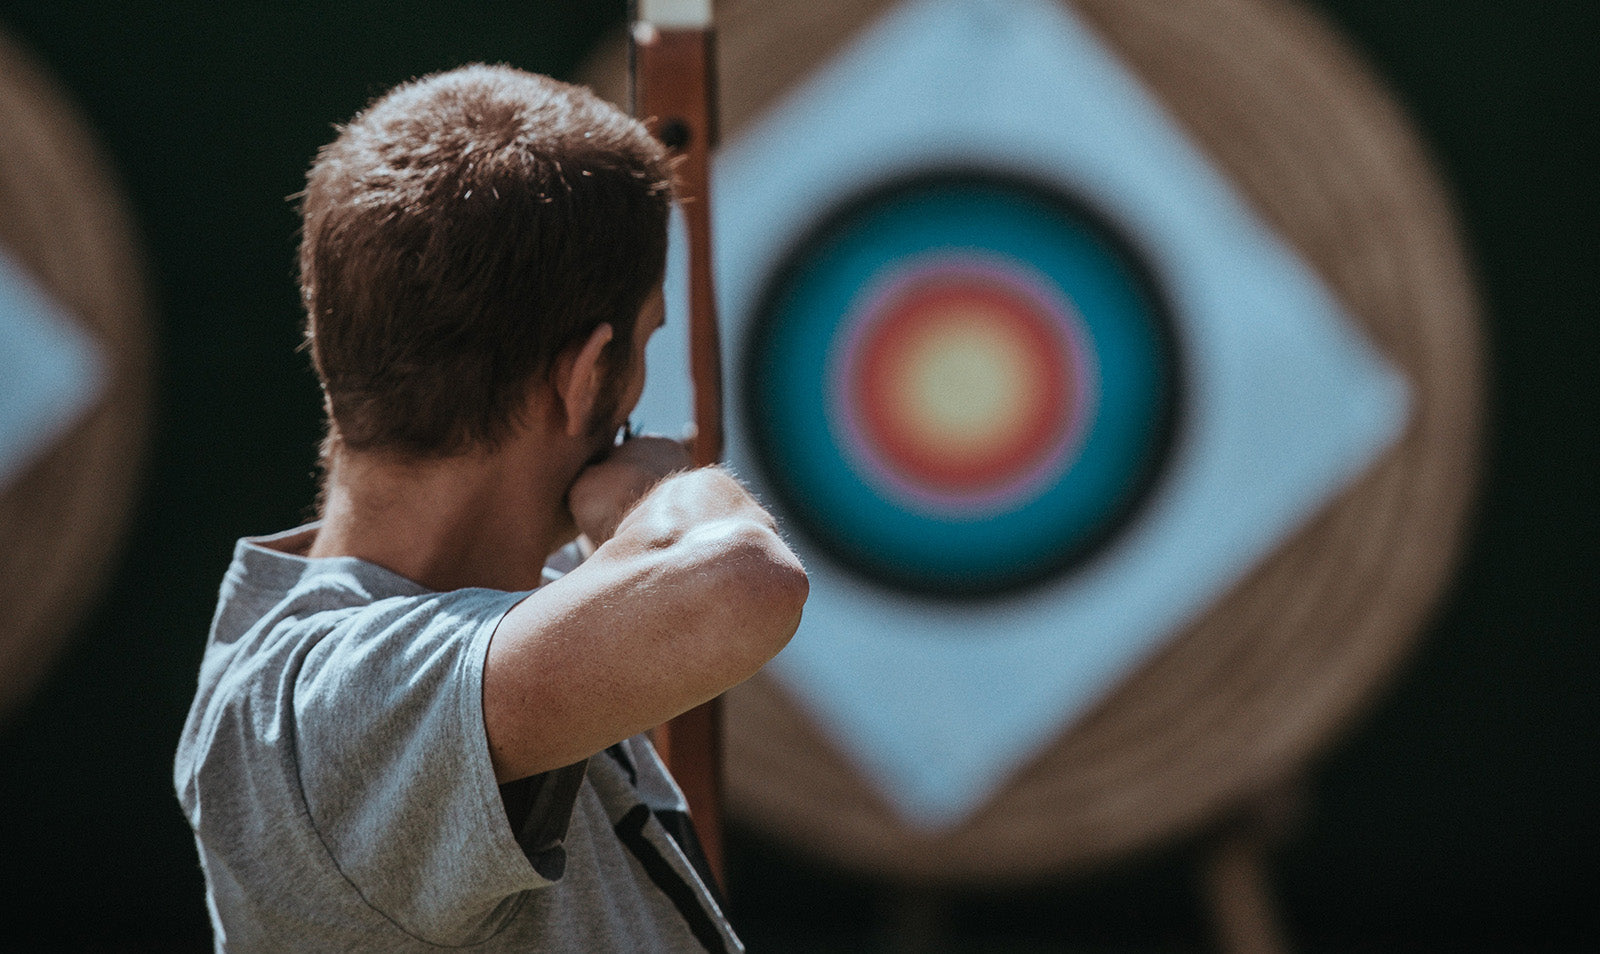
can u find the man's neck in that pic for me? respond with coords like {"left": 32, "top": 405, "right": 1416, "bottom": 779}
{"left": 307, "top": 432, "right": 584, "bottom": 593}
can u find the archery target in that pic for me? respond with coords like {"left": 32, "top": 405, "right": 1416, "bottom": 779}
{"left": 746, "top": 171, "right": 1175, "bottom": 596}
{"left": 0, "top": 28, "right": 148, "bottom": 724}
{"left": 592, "top": 0, "right": 1481, "bottom": 878}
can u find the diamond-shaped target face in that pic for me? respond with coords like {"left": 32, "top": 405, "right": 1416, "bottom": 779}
{"left": 0, "top": 250, "right": 104, "bottom": 488}
{"left": 634, "top": 0, "right": 1410, "bottom": 828}
{"left": 745, "top": 171, "right": 1176, "bottom": 596}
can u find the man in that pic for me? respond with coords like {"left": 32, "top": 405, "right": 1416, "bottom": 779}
{"left": 175, "top": 64, "right": 807, "bottom": 952}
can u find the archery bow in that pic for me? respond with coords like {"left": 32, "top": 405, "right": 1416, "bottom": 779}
{"left": 629, "top": 0, "right": 727, "bottom": 887}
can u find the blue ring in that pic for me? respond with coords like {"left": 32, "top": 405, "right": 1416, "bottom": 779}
{"left": 743, "top": 171, "right": 1178, "bottom": 598}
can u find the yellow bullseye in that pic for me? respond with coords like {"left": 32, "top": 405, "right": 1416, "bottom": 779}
{"left": 884, "top": 306, "right": 1042, "bottom": 467}
{"left": 850, "top": 274, "right": 1078, "bottom": 495}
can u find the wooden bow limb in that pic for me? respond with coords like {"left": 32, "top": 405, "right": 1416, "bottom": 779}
{"left": 629, "top": 0, "right": 728, "bottom": 888}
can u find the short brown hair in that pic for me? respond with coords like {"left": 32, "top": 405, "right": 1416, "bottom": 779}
{"left": 299, "top": 64, "right": 672, "bottom": 457}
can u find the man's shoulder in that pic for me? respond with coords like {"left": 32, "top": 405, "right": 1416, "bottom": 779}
{"left": 177, "top": 537, "right": 527, "bottom": 814}
{"left": 187, "top": 530, "right": 527, "bottom": 766}
{"left": 213, "top": 524, "right": 522, "bottom": 645}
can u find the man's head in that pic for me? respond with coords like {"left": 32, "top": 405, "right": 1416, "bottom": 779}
{"left": 299, "top": 64, "right": 673, "bottom": 459}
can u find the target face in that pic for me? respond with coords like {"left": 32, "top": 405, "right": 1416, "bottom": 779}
{"left": 745, "top": 173, "right": 1175, "bottom": 596}
{"left": 0, "top": 252, "right": 103, "bottom": 487}
{"left": 633, "top": 0, "right": 1413, "bottom": 827}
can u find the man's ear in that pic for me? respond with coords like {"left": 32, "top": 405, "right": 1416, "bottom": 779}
{"left": 553, "top": 323, "right": 614, "bottom": 438}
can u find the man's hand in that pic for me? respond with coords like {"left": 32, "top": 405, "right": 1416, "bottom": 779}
{"left": 488, "top": 458, "right": 808, "bottom": 783}
{"left": 567, "top": 435, "right": 693, "bottom": 545}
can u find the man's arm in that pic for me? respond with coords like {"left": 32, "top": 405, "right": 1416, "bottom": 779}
{"left": 481, "top": 440, "right": 808, "bottom": 783}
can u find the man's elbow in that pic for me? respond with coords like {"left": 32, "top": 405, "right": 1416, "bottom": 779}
{"left": 750, "top": 528, "right": 809, "bottom": 641}
{"left": 695, "top": 520, "right": 809, "bottom": 663}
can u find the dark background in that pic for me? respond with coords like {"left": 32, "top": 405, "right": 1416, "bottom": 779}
{"left": 0, "top": 0, "right": 1593, "bottom": 950}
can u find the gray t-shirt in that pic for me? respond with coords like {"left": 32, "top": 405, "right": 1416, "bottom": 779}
{"left": 175, "top": 525, "right": 741, "bottom": 952}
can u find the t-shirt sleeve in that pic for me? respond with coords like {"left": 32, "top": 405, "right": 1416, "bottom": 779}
{"left": 291, "top": 588, "right": 577, "bottom": 946}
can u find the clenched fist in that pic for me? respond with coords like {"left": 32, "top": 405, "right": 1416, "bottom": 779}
{"left": 567, "top": 435, "right": 693, "bottom": 546}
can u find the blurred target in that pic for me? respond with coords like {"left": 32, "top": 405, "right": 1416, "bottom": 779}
{"left": 746, "top": 171, "right": 1175, "bottom": 596}
{"left": 583, "top": 0, "right": 1481, "bottom": 882}
{"left": 0, "top": 29, "right": 149, "bottom": 724}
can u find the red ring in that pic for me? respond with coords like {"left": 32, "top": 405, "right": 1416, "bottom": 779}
{"left": 849, "top": 274, "right": 1077, "bottom": 494}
